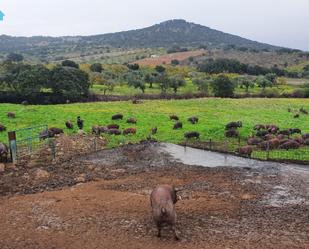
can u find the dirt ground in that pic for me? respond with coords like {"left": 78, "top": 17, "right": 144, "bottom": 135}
{"left": 0, "top": 140, "right": 309, "bottom": 249}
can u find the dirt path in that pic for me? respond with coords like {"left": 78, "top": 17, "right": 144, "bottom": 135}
{"left": 0, "top": 142, "right": 308, "bottom": 249}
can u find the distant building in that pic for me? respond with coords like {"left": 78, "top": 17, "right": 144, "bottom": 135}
{"left": 0, "top": 11, "right": 4, "bottom": 21}
{"left": 150, "top": 55, "right": 159, "bottom": 58}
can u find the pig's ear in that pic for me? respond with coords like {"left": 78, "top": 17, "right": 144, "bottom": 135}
{"left": 174, "top": 187, "right": 184, "bottom": 192}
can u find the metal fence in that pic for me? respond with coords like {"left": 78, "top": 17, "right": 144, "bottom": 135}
{"left": 8, "top": 125, "right": 48, "bottom": 163}
{"left": 184, "top": 136, "right": 309, "bottom": 164}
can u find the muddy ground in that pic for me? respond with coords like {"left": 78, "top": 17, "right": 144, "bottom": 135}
{"left": 0, "top": 139, "right": 309, "bottom": 249}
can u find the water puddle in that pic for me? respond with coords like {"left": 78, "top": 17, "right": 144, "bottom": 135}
{"left": 160, "top": 143, "right": 309, "bottom": 172}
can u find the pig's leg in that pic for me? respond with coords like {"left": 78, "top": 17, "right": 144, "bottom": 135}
{"left": 172, "top": 225, "right": 179, "bottom": 241}
{"left": 157, "top": 223, "right": 162, "bottom": 238}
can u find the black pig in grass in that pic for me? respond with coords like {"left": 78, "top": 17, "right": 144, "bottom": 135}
{"left": 184, "top": 131, "right": 200, "bottom": 139}
{"left": 225, "top": 129, "right": 239, "bottom": 138}
{"left": 150, "top": 185, "right": 179, "bottom": 241}
{"left": 7, "top": 112, "right": 16, "bottom": 118}
{"left": 65, "top": 121, "right": 74, "bottom": 129}
{"left": 169, "top": 115, "right": 179, "bottom": 121}
{"left": 0, "top": 124, "right": 6, "bottom": 132}
{"left": 112, "top": 114, "right": 123, "bottom": 120}
{"left": 225, "top": 121, "right": 242, "bottom": 130}
{"left": 0, "top": 143, "right": 9, "bottom": 162}
{"left": 173, "top": 122, "right": 183, "bottom": 130}
{"left": 188, "top": 116, "right": 199, "bottom": 124}
{"left": 127, "top": 118, "right": 137, "bottom": 124}
{"left": 107, "top": 124, "right": 120, "bottom": 130}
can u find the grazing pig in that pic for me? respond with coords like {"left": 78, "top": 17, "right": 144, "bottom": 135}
{"left": 112, "top": 114, "right": 123, "bottom": 120}
{"left": 107, "top": 124, "right": 120, "bottom": 130}
{"left": 107, "top": 129, "right": 121, "bottom": 135}
{"left": 184, "top": 131, "right": 200, "bottom": 139}
{"left": 7, "top": 112, "right": 16, "bottom": 118}
{"left": 304, "top": 139, "right": 309, "bottom": 146}
{"left": 48, "top": 127, "right": 64, "bottom": 137}
{"left": 276, "top": 134, "right": 286, "bottom": 140}
{"left": 303, "top": 133, "right": 309, "bottom": 140}
{"left": 236, "top": 146, "right": 253, "bottom": 157}
{"left": 173, "top": 122, "right": 183, "bottom": 130}
{"left": 294, "top": 114, "right": 300, "bottom": 119}
{"left": 278, "top": 129, "right": 291, "bottom": 136}
{"left": 256, "top": 130, "right": 268, "bottom": 137}
{"left": 247, "top": 137, "right": 262, "bottom": 146}
{"left": 279, "top": 141, "right": 300, "bottom": 150}
{"left": 293, "top": 137, "right": 304, "bottom": 145}
{"left": 0, "top": 124, "right": 6, "bottom": 132}
{"left": 188, "top": 116, "right": 199, "bottom": 124}
{"left": 225, "top": 121, "right": 242, "bottom": 130}
{"left": 290, "top": 128, "right": 301, "bottom": 135}
{"left": 254, "top": 124, "right": 266, "bottom": 130}
{"left": 123, "top": 128, "right": 136, "bottom": 135}
{"left": 0, "top": 143, "right": 9, "bottom": 162}
{"left": 65, "top": 121, "right": 74, "bottom": 129}
{"left": 267, "top": 125, "right": 279, "bottom": 134}
{"left": 259, "top": 139, "right": 280, "bottom": 150}
{"left": 151, "top": 127, "right": 158, "bottom": 135}
{"left": 39, "top": 130, "right": 49, "bottom": 140}
{"left": 92, "top": 126, "right": 108, "bottom": 135}
{"left": 225, "top": 129, "right": 239, "bottom": 138}
{"left": 169, "top": 115, "right": 179, "bottom": 121}
{"left": 127, "top": 118, "right": 137, "bottom": 124}
{"left": 150, "top": 185, "right": 179, "bottom": 240}
{"left": 264, "top": 134, "right": 275, "bottom": 141}
{"left": 21, "top": 100, "right": 28, "bottom": 105}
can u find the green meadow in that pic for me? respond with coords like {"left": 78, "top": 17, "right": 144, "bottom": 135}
{"left": 0, "top": 98, "right": 308, "bottom": 154}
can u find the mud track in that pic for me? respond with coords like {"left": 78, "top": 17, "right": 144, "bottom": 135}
{"left": 0, "top": 142, "right": 308, "bottom": 249}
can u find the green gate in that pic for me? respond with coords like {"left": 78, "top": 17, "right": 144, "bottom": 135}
{"left": 8, "top": 125, "right": 48, "bottom": 163}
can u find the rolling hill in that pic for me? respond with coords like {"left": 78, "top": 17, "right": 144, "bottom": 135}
{"left": 0, "top": 19, "right": 284, "bottom": 61}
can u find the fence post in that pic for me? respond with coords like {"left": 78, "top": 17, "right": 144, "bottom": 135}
{"left": 49, "top": 139, "right": 56, "bottom": 159}
{"left": 266, "top": 142, "right": 270, "bottom": 160}
{"left": 93, "top": 137, "right": 97, "bottom": 152}
{"left": 8, "top": 131, "right": 17, "bottom": 163}
{"left": 209, "top": 139, "right": 212, "bottom": 150}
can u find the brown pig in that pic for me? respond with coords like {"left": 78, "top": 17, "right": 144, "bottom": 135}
{"left": 150, "top": 185, "right": 179, "bottom": 240}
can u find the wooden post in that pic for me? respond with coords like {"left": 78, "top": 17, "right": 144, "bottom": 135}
{"left": 8, "top": 131, "right": 17, "bottom": 163}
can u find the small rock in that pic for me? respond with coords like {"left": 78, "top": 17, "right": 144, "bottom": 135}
{"left": 35, "top": 169, "right": 50, "bottom": 180}
{"left": 0, "top": 163, "right": 5, "bottom": 172}
{"left": 75, "top": 174, "right": 86, "bottom": 183}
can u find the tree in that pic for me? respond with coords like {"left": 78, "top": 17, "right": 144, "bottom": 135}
{"left": 61, "top": 60, "right": 79, "bottom": 69}
{"left": 90, "top": 63, "right": 103, "bottom": 73}
{"left": 126, "top": 71, "right": 146, "bottom": 93}
{"left": 127, "top": 63, "right": 140, "bottom": 71}
{"left": 90, "top": 72, "right": 114, "bottom": 95}
{"left": 168, "top": 76, "right": 185, "bottom": 93}
{"left": 155, "top": 65, "right": 166, "bottom": 74}
{"left": 192, "top": 77, "right": 209, "bottom": 93}
{"left": 265, "top": 73, "right": 277, "bottom": 86}
{"left": 171, "top": 59, "right": 180, "bottom": 66}
{"left": 211, "top": 75, "right": 235, "bottom": 97}
{"left": 1, "top": 62, "right": 50, "bottom": 96}
{"left": 255, "top": 76, "right": 272, "bottom": 90}
{"left": 144, "top": 73, "right": 157, "bottom": 88}
{"left": 234, "top": 76, "right": 254, "bottom": 92}
{"left": 6, "top": 53, "right": 24, "bottom": 62}
{"left": 50, "top": 65, "right": 89, "bottom": 97}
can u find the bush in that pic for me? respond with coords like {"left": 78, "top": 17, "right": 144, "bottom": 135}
{"left": 61, "top": 60, "right": 79, "bottom": 69}
{"left": 90, "top": 63, "right": 103, "bottom": 73}
{"left": 211, "top": 75, "right": 235, "bottom": 98}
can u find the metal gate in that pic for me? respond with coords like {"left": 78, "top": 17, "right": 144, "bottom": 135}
{"left": 8, "top": 125, "right": 48, "bottom": 163}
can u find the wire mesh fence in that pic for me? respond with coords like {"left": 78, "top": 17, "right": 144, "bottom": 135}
{"left": 183, "top": 136, "right": 309, "bottom": 164}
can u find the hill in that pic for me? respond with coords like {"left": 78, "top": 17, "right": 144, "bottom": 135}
{"left": 0, "top": 19, "right": 283, "bottom": 61}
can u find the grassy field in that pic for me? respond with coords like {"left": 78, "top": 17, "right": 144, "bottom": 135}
{"left": 90, "top": 80, "right": 304, "bottom": 96}
{"left": 0, "top": 98, "right": 308, "bottom": 157}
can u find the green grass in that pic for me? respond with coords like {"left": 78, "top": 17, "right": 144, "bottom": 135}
{"left": 0, "top": 98, "right": 308, "bottom": 160}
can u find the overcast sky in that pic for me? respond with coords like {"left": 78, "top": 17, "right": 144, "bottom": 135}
{"left": 0, "top": 0, "right": 308, "bottom": 50}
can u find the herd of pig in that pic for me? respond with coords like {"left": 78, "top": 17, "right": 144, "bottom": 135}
{"left": 235, "top": 123, "right": 309, "bottom": 157}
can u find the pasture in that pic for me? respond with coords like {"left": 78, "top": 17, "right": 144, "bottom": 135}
{"left": 0, "top": 98, "right": 308, "bottom": 153}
